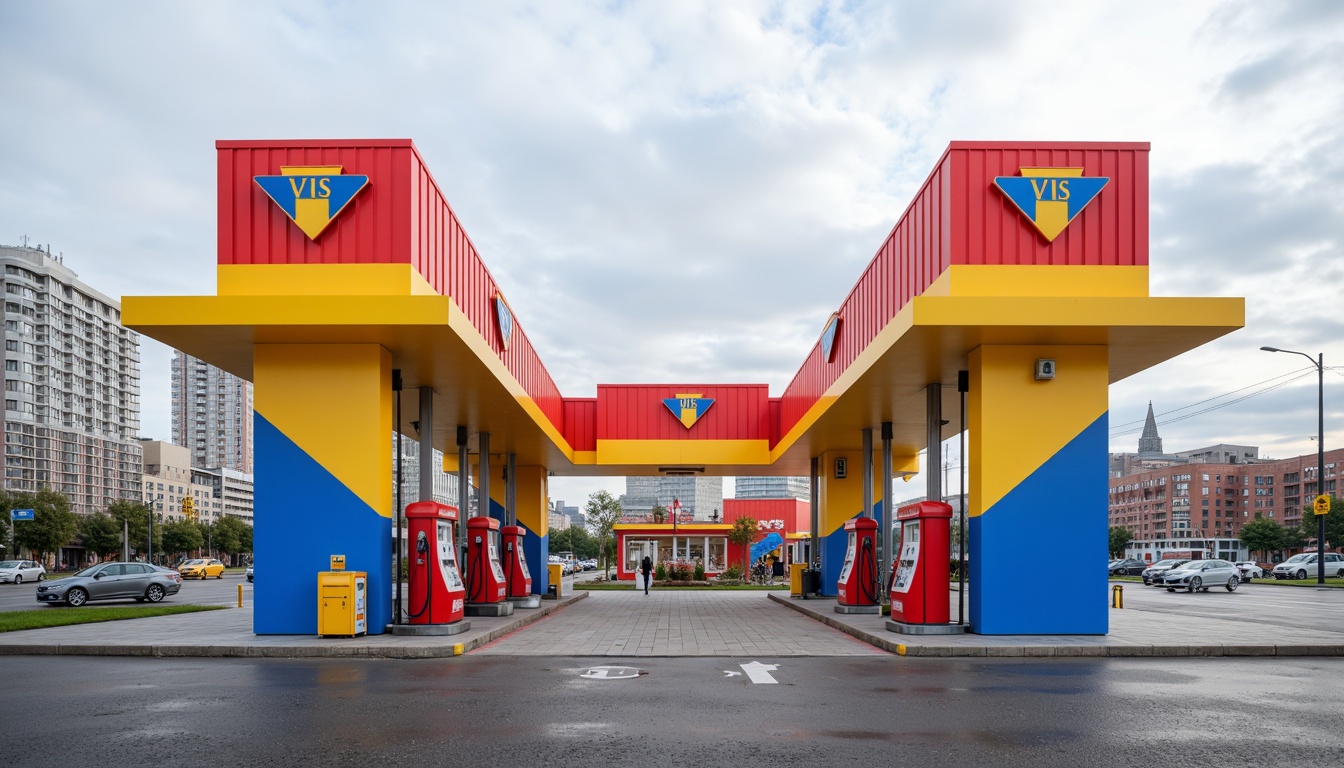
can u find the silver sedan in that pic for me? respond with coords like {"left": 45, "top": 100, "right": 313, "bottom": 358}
{"left": 1162, "top": 559, "right": 1241, "bottom": 593}
{"left": 35, "top": 562, "right": 183, "bottom": 606}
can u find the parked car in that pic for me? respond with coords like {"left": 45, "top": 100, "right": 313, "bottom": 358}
{"left": 0, "top": 559, "right": 46, "bottom": 584}
{"left": 1108, "top": 558, "right": 1147, "bottom": 577}
{"left": 246, "top": 563, "right": 254, "bottom": 583}
{"left": 179, "top": 558, "right": 225, "bottom": 579}
{"left": 35, "top": 562, "right": 183, "bottom": 606}
{"left": 1162, "top": 559, "right": 1240, "bottom": 593}
{"left": 1141, "top": 559, "right": 1190, "bottom": 585}
{"left": 1234, "top": 561, "right": 1266, "bottom": 581}
{"left": 1272, "top": 552, "right": 1344, "bottom": 580}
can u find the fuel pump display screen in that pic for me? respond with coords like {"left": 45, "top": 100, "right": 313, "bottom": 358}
{"left": 488, "top": 533, "right": 506, "bottom": 581}
{"left": 891, "top": 520, "right": 920, "bottom": 594}
{"left": 437, "top": 521, "right": 463, "bottom": 589}
{"left": 517, "top": 548, "right": 531, "bottom": 579}
{"left": 838, "top": 531, "right": 857, "bottom": 583}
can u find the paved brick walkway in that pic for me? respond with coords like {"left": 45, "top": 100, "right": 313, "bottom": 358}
{"left": 472, "top": 589, "right": 886, "bottom": 656}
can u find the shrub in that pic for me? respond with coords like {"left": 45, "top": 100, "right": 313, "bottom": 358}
{"left": 655, "top": 562, "right": 667, "bottom": 580}
{"left": 722, "top": 564, "right": 744, "bottom": 580}
{"left": 693, "top": 562, "right": 705, "bottom": 580}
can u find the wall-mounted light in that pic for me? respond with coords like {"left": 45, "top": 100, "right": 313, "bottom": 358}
{"left": 1035, "top": 359, "right": 1056, "bottom": 380}
{"left": 834, "top": 457, "right": 848, "bottom": 479}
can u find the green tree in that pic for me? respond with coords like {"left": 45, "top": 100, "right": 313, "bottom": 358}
{"left": 213, "top": 516, "right": 250, "bottom": 563}
{"left": 1108, "top": 526, "right": 1134, "bottom": 559}
{"left": 13, "top": 488, "right": 78, "bottom": 565}
{"left": 549, "top": 526, "right": 597, "bottom": 560}
{"left": 161, "top": 518, "right": 204, "bottom": 561}
{"left": 728, "top": 516, "right": 758, "bottom": 573}
{"left": 108, "top": 499, "right": 158, "bottom": 560}
{"left": 650, "top": 504, "right": 667, "bottom": 524}
{"left": 79, "top": 511, "right": 124, "bottom": 561}
{"left": 0, "top": 489, "right": 14, "bottom": 559}
{"left": 1239, "top": 517, "right": 1289, "bottom": 560}
{"left": 583, "top": 490, "right": 624, "bottom": 578}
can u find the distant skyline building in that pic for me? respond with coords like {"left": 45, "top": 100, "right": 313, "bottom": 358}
{"left": 1, "top": 243, "right": 142, "bottom": 516}
{"left": 734, "top": 476, "right": 809, "bottom": 501}
{"left": 171, "top": 350, "right": 253, "bottom": 474}
{"left": 621, "top": 476, "right": 723, "bottom": 520}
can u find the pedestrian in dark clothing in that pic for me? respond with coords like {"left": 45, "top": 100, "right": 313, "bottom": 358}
{"left": 639, "top": 556, "right": 653, "bottom": 595}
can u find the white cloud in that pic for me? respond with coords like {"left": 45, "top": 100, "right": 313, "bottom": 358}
{"left": 2, "top": 0, "right": 1342, "bottom": 505}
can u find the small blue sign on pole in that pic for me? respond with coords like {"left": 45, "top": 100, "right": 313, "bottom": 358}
{"left": 10, "top": 509, "right": 34, "bottom": 521}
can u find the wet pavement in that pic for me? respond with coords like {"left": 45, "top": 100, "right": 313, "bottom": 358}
{"left": 1, "top": 582, "right": 1343, "bottom": 659}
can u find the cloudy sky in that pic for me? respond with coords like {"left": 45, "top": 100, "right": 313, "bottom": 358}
{"left": 2, "top": 1, "right": 1341, "bottom": 506}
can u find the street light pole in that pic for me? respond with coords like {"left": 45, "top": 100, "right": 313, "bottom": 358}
{"left": 1261, "top": 346, "right": 1327, "bottom": 584}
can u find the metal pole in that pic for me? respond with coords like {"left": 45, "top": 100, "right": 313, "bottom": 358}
{"left": 148, "top": 510, "right": 153, "bottom": 565}
{"left": 479, "top": 432, "right": 491, "bottom": 521}
{"left": 393, "top": 369, "right": 403, "bottom": 624}
{"left": 1318, "top": 353, "right": 1326, "bottom": 585}
{"left": 880, "top": 422, "right": 893, "bottom": 595}
{"left": 862, "top": 428, "right": 873, "bottom": 522}
{"left": 809, "top": 456, "right": 819, "bottom": 578}
{"left": 456, "top": 426, "right": 469, "bottom": 554}
{"left": 418, "top": 387, "right": 434, "bottom": 503}
{"left": 506, "top": 453, "right": 517, "bottom": 528}
{"left": 958, "top": 370, "right": 968, "bottom": 625}
{"left": 927, "top": 383, "right": 942, "bottom": 503}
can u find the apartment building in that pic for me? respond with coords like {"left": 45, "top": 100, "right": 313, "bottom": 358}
{"left": 171, "top": 351, "right": 253, "bottom": 474}
{"left": 2, "top": 243, "right": 142, "bottom": 515}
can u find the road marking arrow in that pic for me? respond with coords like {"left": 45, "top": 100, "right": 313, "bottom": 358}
{"left": 723, "top": 670, "right": 741, "bottom": 677}
{"left": 740, "top": 661, "right": 779, "bottom": 684}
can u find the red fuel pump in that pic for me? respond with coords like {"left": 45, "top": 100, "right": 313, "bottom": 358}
{"left": 500, "top": 524, "right": 533, "bottom": 601}
{"left": 888, "top": 501, "right": 953, "bottom": 625}
{"left": 466, "top": 516, "right": 508, "bottom": 604}
{"left": 836, "top": 517, "right": 880, "bottom": 610}
{"left": 404, "top": 501, "right": 467, "bottom": 625}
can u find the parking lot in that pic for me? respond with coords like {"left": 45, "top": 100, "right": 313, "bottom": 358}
{"left": 1111, "top": 577, "right": 1344, "bottom": 635}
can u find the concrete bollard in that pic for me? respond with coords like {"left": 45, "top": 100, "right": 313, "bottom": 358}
{"left": 1110, "top": 583, "right": 1123, "bottom": 609}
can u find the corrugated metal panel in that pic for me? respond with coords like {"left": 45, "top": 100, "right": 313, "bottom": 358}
{"left": 562, "top": 399, "right": 597, "bottom": 451}
{"left": 950, "top": 142, "right": 1148, "bottom": 267}
{"left": 216, "top": 140, "right": 412, "bottom": 267}
{"left": 596, "top": 384, "right": 770, "bottom": 441}
{"left": 215, "top": 139, "right": 565, "bottom": 430}
{"left": 776, "top": 142, "right": 1148, "bottom": 442}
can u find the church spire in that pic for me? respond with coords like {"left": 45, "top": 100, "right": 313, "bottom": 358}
{"left": 1137, "top": 401, "right": 1163, "bottom": 456}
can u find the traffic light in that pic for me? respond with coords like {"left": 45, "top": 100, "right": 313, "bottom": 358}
{"left": 183, "top": 496, "right": 196, "bottom": 521}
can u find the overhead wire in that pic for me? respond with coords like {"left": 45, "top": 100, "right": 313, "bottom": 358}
{"left": 1109, "top": 366, "right": 1326, "bottom": 438}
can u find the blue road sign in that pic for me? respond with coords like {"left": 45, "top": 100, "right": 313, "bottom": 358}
{"left": 10, "top": 509, "right": 34, "bottom": 521}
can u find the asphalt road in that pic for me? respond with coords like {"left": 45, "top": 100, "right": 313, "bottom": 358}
{"left": 1114, "top": 578, "right": 1344, "bottom": 634}
{"left": 2, "top": 655, "right": 1341, "bottom": 766}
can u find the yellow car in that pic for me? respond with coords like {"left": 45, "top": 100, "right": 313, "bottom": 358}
{"left": 179, "top": 558, "right": 225, "bottom": 579}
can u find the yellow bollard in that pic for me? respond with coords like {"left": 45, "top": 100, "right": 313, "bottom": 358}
{"left": 1110, "top": 583, "right": 1123, "bottom": 609}
{"left": 237, "top": 583, "right": 244, "bottom": 608}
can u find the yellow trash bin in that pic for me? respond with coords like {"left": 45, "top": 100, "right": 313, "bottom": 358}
{"left": 790, "top": 563, "right": 807, "bottom": 597}
{"left": 548, "top": 563, "right": 564, "bottom": 598}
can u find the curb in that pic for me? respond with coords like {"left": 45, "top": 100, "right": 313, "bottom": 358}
{"left": 768, "top": 593, "right": 1344, "bottom": 658}
{"left": 0, "top": 592, "right": 587, "bottom": 659}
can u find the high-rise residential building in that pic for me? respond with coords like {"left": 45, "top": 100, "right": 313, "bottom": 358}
{"left": 171, "top": 351, "right": 253, "bottom": 474}
{"left": 2, "top": 243, "right": 142, "bottom": 515}
{"left": 734, "top": 476, "right": 809, "bottom": 501}
{"left": 621, "top": 476, "right": 723, "bottom": 520}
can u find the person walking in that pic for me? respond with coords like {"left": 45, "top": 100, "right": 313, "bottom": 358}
{"left": 639, "top": 555, "right": 654, "bottom": 595}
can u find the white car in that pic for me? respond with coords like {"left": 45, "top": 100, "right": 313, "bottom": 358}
{"left": 0, "top": 559, "right": 46, "bottom": 584}
{"left": 1272, "top": 552, "right": 1344, "bottom": 580}
{"left": 1234, "top": 561, "right": 1265, "bottom": 581}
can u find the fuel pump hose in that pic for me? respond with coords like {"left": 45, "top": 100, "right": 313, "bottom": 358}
{"left": 859, "top": 537, "right": 881, "bottom": 604}
{"left": 406, "top": 532, "right": 433, "bottom": 620}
